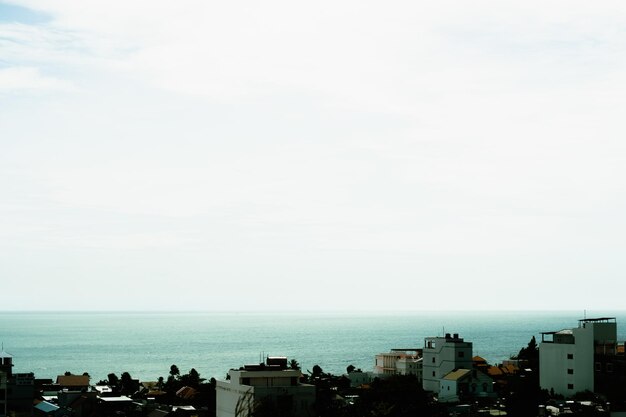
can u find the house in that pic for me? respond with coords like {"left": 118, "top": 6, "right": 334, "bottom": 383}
{"left": 55, "top": 375, "right": 90, "bottom": 391}
{"left": 540, "top": 317, "right": 617, "bottom": 397}
{"left": 346, "top": 370, "right": 372, "bottom": 388}
{"left": 373, "top": 349, "right": 422, "bottom": 381}
{"left": 422, "top": 333, "right": 473, "bottom": 393}
{"left": 438, "top": 369, "right": 495, "bottom": 403}
{"left": 96, "top": 396, "right": 134, "bottom": 416}
{"left": 216, "top": 357, "right": 315, "bottom": 417}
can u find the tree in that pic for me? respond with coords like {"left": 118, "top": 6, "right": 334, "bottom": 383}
{"left": 311, "top": 365, "right": 323, "bottom": 378}
{"left": 289, "top": 359, "right": 300, "bottom": 370}
{"left": 518, "top": 336, "right": 539, "bottom": 361}
{"left": 356, "top": 375, "right": 432, "bottom": 417}
{"left": 346, "top": 365, "right": 356, "bottom": 374}
{"left": 64, "top": 371, "right": 72, "bottom": 376}
{"left": 108, "top": 373, "right": 119, "bottom": 387}
{"left": 170, "top": 364, "right": 180, "bottom": 377}
{"left": 157, "top": 376, "right": 164, "bottom": 390}
{"left": 120, "top": 371, "right": 134, "bottom": 395}
{"left": 180, "top": 368, "right": 202, "bottom": 387}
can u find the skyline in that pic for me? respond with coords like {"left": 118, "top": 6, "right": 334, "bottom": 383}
{"left": 2, "top": 1, "right": 626, "bottom": 311}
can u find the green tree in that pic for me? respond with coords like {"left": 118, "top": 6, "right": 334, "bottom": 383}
{"left": 518, "top": 336, "right": 539, "bottom": 361}
{"left": 180, "top": 368, "right": 203, "bottom": 387}
{"left": 289, "top": 359, "right": 300, "bottom": 370}
{"left": 170, "top": 364, "right": 180, "bottom": 377}
{"left": 311, "top": 365, "right": 323, "bottom": 378}
{"left": 108, "top": 373, "right": 119, "bottom": 387}
{"left": 120, "top": 371, "right": 134, "bottom": 395}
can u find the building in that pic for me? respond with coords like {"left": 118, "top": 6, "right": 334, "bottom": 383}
{"left": 216, "top": 357, "right": 315, "bottom": 417}
{"left": 373, "top": 349, "right": 422, "bottom": 381}
{"left": 0, "top": 350, "right": 35, "bottom": 417}
{"left": 438, "top": 369, "right": 495, "bottom": 403}
{"left": 55, "top": 375, "right": 90, "bottom": 392}
{"left": 540, "top": 317, "right": 618, "bottom": 397}
{"left": 0, "top": 351, "right": 8, "bottom": 417}
{"left": 422, "top": 333, "right": 473, "bottom": 393}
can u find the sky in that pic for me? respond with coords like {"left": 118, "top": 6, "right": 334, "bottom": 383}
{"left": 1, "top": 1, "right": 626, "bottom": 311}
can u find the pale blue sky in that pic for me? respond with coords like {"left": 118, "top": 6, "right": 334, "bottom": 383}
{"left": 1, "top": 0, "right": 626, "bottom": 311}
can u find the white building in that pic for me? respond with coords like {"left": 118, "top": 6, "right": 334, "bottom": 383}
{"left": 422, "top": 333, "right": 473, "bottom": 393}
{"left": 216, "top": 357, "right": 315, "bottom": 417}
{"left": 438, "top": 369, "right": 495, "bottom": 403}
{"left": 373, "top": 349, "right": 422, "bottom": 381}
{"left": 540, "top": 317, "right": 617, "bottom": 397}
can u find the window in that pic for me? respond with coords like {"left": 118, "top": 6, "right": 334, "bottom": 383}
{"left": 432, "top": 371, "right": 436, "bottom": 377}
{"left": 432, "top": 357, "right": 435, "bottom": 363}
{"left": 567, "top": 353, "right": 574, "bottom": 360}
{"left": 568, "top": 384, "right": 574, "bottom": 390}
{"left": 458, "top": 351, "right": 465, "bottom": 358}
{"left": 567, "top": 369, "right": 574, "bottom": 375}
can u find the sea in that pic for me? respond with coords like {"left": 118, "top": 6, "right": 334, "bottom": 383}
{"left": 1, "top": 311, "right": 624, "bottom": 383}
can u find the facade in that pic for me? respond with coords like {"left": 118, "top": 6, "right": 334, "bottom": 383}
{"left": 373, "top": 349, "right": 422, "bottom": 381}
{"left": 540, "top": 317, "right": 617, "bottom": 397}
{"left": 0, "top": 351, "right": 35, "bottom": 417}
{"left": 438, "top": 369, "right": 495, "bottom": 403}
{"left": 216, "top": 357, "right": 315, "bottom": 417}
{"left": 422, "top": 333, "right": 473, "bottom": 393}
{"left": 0, "top": 351, "right": 8, "bottom": 417}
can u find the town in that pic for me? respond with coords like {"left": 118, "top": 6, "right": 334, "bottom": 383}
{"left": 1, "top": 317, "right": 625, "bottom": 417}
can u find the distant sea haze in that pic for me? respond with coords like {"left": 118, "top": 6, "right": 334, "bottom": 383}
{"left": 1, "top": 311, "right": 624, "bottom": 382}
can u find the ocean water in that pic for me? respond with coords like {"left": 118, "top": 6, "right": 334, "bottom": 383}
{"left": 1, "top": 311, "right": 624, "bottom": 382}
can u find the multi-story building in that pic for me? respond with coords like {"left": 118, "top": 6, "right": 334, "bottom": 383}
{"left": 540, "top": 317, "right": 618, "bottom": 397}
{"left": 0, "top": 350, "right": 34, "bottom": 417}
{"left": 373, "top": 349, "right": 422, "bottom": 381}
{"left": 422, "top": 333, "right": 473, "bottom": 393}
{"left": 216, "top": 357, "right": 315, "bottom": 417}
{"left": 0, "top": 350, "right": 9, "bottom": 417}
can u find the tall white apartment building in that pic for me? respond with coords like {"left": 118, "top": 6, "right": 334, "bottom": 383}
{"left": 540, "top": 317, "right": 617, "bottom": 397}
{"left": 422, "top": 333, "right": 473, "bottom": 392}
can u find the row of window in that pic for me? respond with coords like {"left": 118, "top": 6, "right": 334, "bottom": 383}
{"left": 429, "top": 351, "right": 466, "bottom": 363}
{"left": 595, "top": 362, "right": 614, "bottom": 372}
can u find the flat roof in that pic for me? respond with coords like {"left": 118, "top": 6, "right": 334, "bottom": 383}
{"left": 99, "top": 396, "right": 133, "bottom": 402}
{"left": 579, "top": 317, "right": 616, "bottom": 323}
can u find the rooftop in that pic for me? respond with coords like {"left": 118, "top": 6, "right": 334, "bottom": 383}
{"left": 442, "top": 369, "right": 471, "bottom": 381}
{"left": 579, "top": 317, "right": 616, "bottom": 325}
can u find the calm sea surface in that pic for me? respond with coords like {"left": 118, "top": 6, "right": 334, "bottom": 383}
{"left": 1, "top": 311, "right": 624, "bottom": 382}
